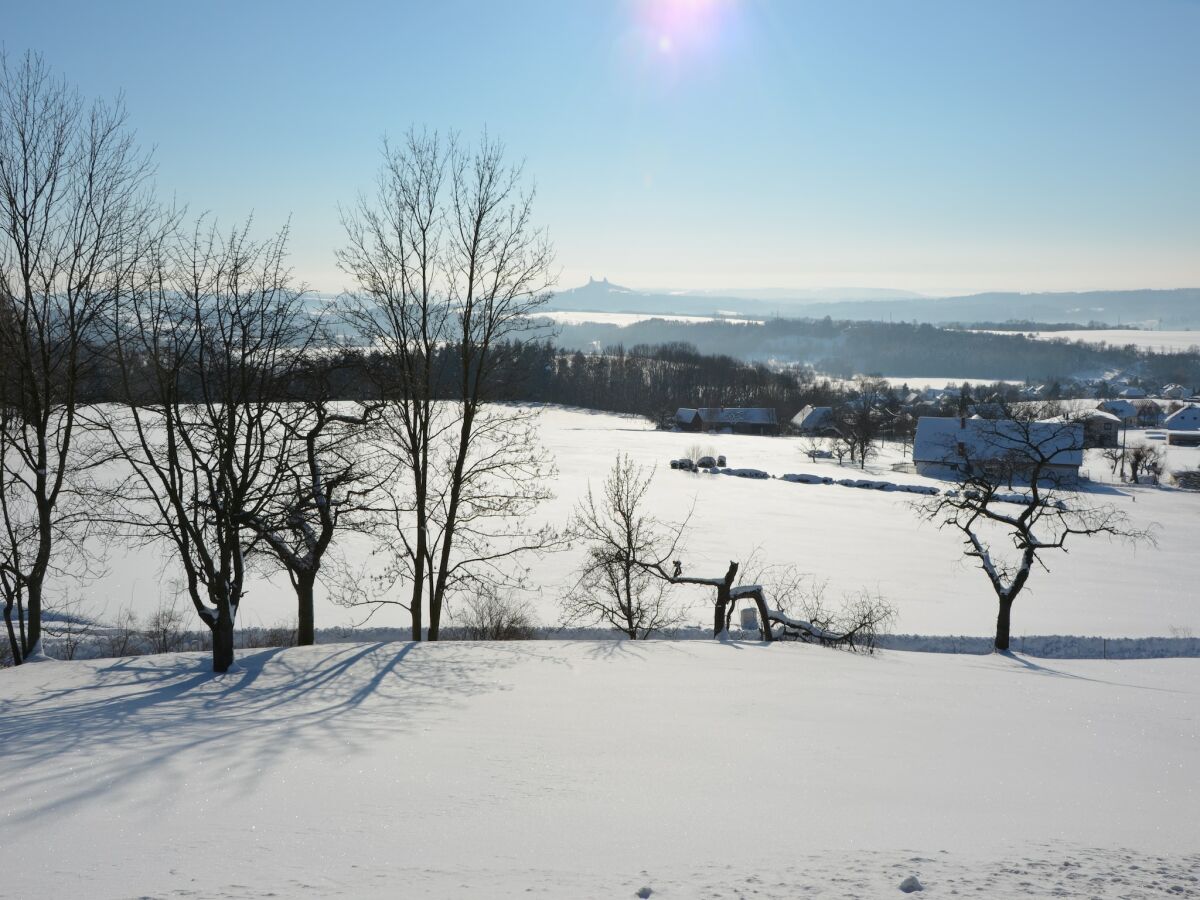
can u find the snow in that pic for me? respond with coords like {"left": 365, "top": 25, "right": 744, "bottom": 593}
{"left": 42, "top": 407, "right": 1200, "bottom": 641}
{"left": 1, "top": 641, "right": 1196, "bottom": 897}
{"left": 1002, "top": 329, "right": 1200, "bottom": 353}
{"left": 873, "top": 375, "right": 1026, "bottom": 390}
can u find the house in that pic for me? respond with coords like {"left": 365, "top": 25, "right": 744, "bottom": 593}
{"left": 674, "top": 407, "right": 780, "bottom": 436}
{"left": 1098, "top": 399, "right": 1138, "bottom": 426}
{"left": 1118, "top": 386, "right": 1147, "bottom": 399}
{"left": 1072, "top": 409, "right": 1121, "bottom": 448}
{"left": 1131, "top": 399, "right": 1165, "bottom": 427}
{"left": 913, "top": 417, "right": 1083, "bottom": 485}
{"left": 1161, "top": 384, "right": 1189, "bottom": 400}
{"left": 1164, "top": 404, "right": 1200, "bottom": 431}
{"left": 790, "top": 405, "right": 836, "bottom": 435}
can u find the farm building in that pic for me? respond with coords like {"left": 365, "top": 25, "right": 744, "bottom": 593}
{"left": 790, "top": 405, "right": 837, "bottom": 435}
{"left": 913, "top": 416, "right": 1084, "bottom": 485}
{"left": 674, "top": 407, "right": 780, "bottom": 435}
{"left": 1165, "top": 404, "right": 1200, "bottom": 431}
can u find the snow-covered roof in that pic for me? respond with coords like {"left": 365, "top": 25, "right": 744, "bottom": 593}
{"left": 675, "top": 408, "right": 699, "bottom": 422}
{"left": 696, "top": 407, "right": 778, "bottom": 426}
{"left": 790, "top": 405, "right": 833, "bottom": 428}
{"left": 913, "top": 417, "right": 1084, "bottom": 468}
{"left": 1074, "top": 409, "right": 1122, "bottom": 424}
{"left": 1164, "top": 404, "right": 1200, "bottom": 431}
{"left": 1098, "top": 399, "right": 1137, "bottom": 419}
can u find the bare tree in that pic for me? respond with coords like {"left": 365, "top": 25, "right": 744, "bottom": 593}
{"left": 104, "top": 218, "right": 314, "bottom": 672}
{"left": 1099, "top": 444, "right": 1125, "bottom": 476}
{"left": 142, "top": 599, "right": 187, "bottom": 655}
{"left": 237, "top": 396, "right": 382, "bottom": 645}
{"left": 834, "top": 402, "right": 882, "bottom": 470}
{"left": 917, "top": 417, "right": 1153, "bottom": 650}
{"left": 338, "top": 130, "right": 558, "bottom": 639}
{"left": 41, "top": 594, "right": 98, "bottom": 660}
{"left": 800, "top": 435, "right": 828, "bottom": 464}
{"left": 102, "top": 605, "right": 139, "bottom": 657}
{"left": 1125, "top": 442, "right": 1165, "bottom": 485}
{"left": 0, "top": 52, "right": 153, "bottom": 663}
{"left": 562, "top": 453, "right": 688, "bottom": 638}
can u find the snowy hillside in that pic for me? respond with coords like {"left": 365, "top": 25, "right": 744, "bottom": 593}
{"left": 84, "top": 406, "right": 1200, "bottom": 642}
{"left": 2, "top": 642, "right": 1196, "bottom": 898}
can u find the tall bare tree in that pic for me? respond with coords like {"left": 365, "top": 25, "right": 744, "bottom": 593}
{"left": 338, "top": 130, "right": 558, "bottom": 639}
{"left": 0, "top": 52, "right": 153, "bottom": 663}
{"left": 104, "top": 218, "right": 314, "bottom": 672}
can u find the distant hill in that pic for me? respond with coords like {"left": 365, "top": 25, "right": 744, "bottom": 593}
{"left": 550, "top": 280, "right": 1200, "bottom": 329}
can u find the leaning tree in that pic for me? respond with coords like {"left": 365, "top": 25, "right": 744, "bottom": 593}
{"left": 917, "top": 414, "right": 1153, "bottom": 650}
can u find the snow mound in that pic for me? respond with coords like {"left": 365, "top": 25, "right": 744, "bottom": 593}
{"left": 709, "top": 467, "right": 770, "bottom": 479}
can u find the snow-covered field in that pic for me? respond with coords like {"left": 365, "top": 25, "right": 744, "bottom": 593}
{"left": 2, "top": 641, "right": 1196, "bottom": 898}
{"left": 535, "top": 309, "right": 763, "bottom": 326}
{"left": 874, "top": 375, "right": 1026, "bottom": 390}
{"left": 978, "top": 328, "right": 1200, "bottom": 353}
{"left": 77, "top": 406, "right": 1199, "bottom": 642}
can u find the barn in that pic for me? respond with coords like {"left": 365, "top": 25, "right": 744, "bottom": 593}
{"left": 913, "top": 416, "right": 1084, "bottom": 485}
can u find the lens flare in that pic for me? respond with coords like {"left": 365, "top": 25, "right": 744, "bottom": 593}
{"left": 628, "top": 0, "right": 737, "bottom": 67}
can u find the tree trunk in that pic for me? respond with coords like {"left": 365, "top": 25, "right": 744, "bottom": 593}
{"left": 24, "top": 575, "right": 43, "bottom": 658}
{"left": 994, "top": 596, "right": 1014, "bottom": 651}
{"left": 712, "top": 562, "right": 738, "bottom": 638}
{"left": 296, "top": 571, "right": 316, "bottom": 646}
{"left": 212, "top": 616, "right": 235, "bottom": 672}
{"left": 4, "top": 601, "right": 22, "bottom": 665}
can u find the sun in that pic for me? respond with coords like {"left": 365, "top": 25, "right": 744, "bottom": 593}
{"left": 632, "top": 0, "right": 735, "bottom": 60}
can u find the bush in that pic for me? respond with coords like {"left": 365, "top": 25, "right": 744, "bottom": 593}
{"left": 456, "top": 588, "right": 539, "bottom": 640}
{"left": 1172, "top": 469, "right": 1200, "bottom": 490}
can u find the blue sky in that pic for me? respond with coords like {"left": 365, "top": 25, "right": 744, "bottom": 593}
{"left": 4, "top": 0, "right": 1197, "bottom": 296}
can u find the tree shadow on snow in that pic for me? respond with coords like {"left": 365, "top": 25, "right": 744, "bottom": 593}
{"left": 0, "top": 641, "right": 535, "bottom": 822}
{"left": 977, "top": 649, "right": 1190, "bottom": 694}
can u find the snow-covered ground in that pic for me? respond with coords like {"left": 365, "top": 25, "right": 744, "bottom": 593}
{"left": 75, "top": 407, "right": 1200, "bottom": 641}
{"left": 873, "top": 375, "right": 1026, "bottom": 390}
{"left": 535, "top": 309, "right": 763, "bottom": 326}
{"left": 977, "top": 328, "right": 1200, "bottom": 353}
{"left": 2, "top": 641, "right": 1196, "bottom": 898}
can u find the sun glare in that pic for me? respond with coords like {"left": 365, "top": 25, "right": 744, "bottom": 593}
{"left": 630, "top": 0, "right": 736, "bottom": 65}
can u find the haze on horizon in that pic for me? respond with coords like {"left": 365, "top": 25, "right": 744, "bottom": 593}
{"left": 4, "top": 0, "right": 1197, "bottom": 299}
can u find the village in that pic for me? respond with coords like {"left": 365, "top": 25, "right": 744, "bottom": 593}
{"left": 671, "top": 383, "right": 1200, "bottom": 487}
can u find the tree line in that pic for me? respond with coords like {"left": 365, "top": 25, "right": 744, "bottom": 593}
{"left": 1, "top": 54, "right": 554, "bottom": 671}
{"left": 547, "top": 317, "right": 1200, "bottom": 386}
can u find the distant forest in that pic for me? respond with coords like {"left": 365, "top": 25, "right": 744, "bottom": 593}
{"left": 543, "top": 317, "right": 1200, "bottom": 386}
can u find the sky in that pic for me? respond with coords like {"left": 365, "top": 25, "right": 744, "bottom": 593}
{"left": 3, "top": 0, "right": 1198, "bottom": 297}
